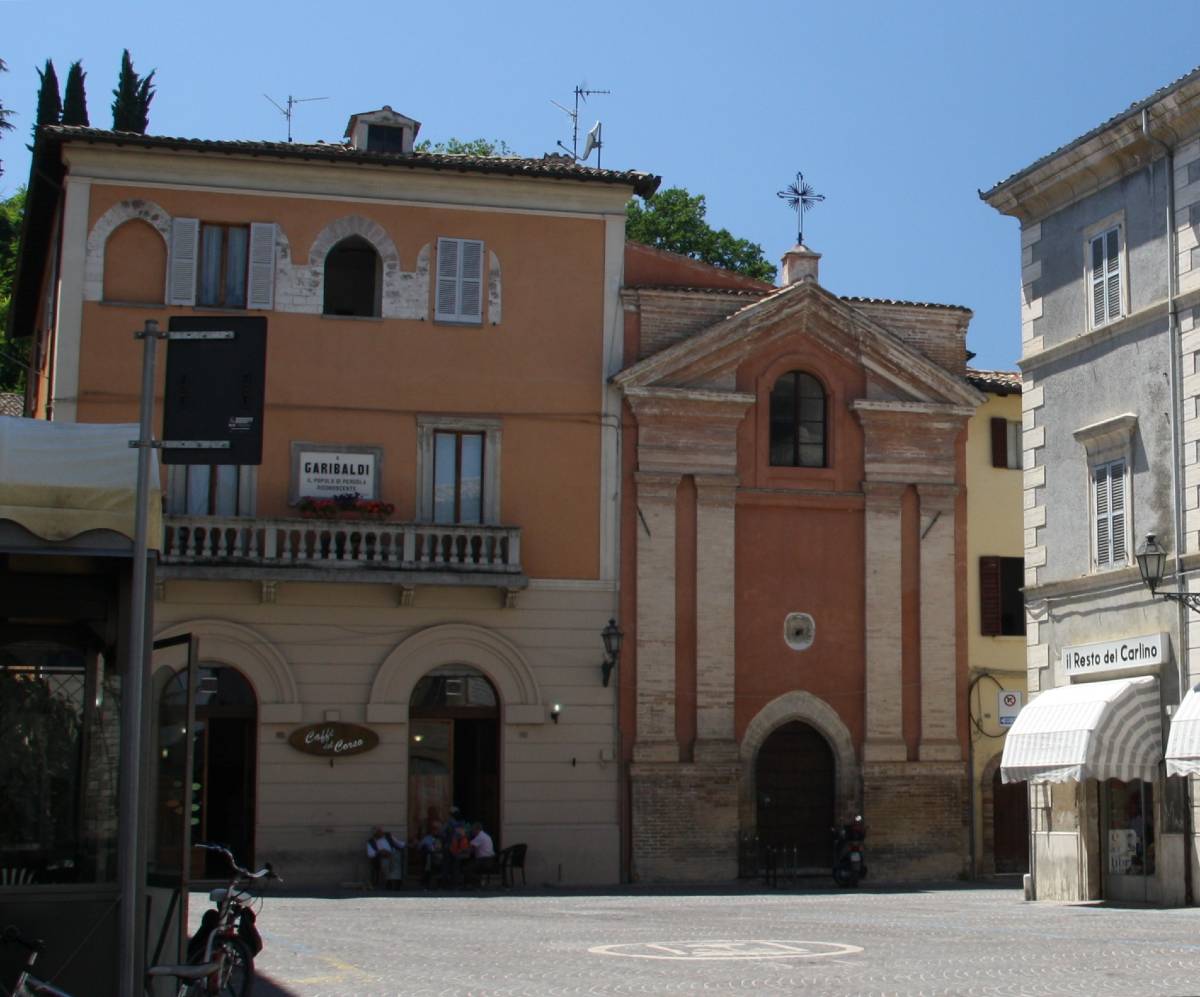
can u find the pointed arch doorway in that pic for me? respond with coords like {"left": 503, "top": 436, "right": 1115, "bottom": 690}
{"left": 407, "top": 665, "right": 501, "bottom": 841}
{"left": 755, "top": 721, "right": 835, "bottom": 859}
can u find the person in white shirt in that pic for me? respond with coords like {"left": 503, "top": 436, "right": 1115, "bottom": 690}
{"left": 467, "top": 822, "right": 497, "bottom": 885}
{"left": 366, "top": 826, "right": 403, "bottom": 888}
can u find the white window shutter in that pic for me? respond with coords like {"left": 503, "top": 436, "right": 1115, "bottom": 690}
{"left": 1110, "top": 460, "right": 1126, "bottom": 562}
{"left": 247, "top": 223, "right": 276, "bottom": 310}
{"left": 436, "top": 237, "right": 460, "bottom": 320}
{"left": 1105, "top": 229, "right": 1121, "bottom": 322}
{"left": 1095, "top": 463, "right": 1111, "bottom": 566}
{"left": 459, "top": 239, "right": 484, "bottom": 322}
{"left": 168, "top": 217, "right": 200, "bottom": 306}
{"left": 1091, "top": 235, "right": 1106, "bottom": 328}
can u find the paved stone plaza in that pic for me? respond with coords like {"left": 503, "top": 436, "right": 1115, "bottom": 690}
{"left": 214, "top": 883, "right": 1200, "bottom": 997}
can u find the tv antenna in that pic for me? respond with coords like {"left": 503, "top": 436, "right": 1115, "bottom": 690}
{"left": 551, "top": 84, "right": 610, "bottom": 167}
{"left": 776, "top": 171, "right": 825, "bottom": 245}
{"left": 264, "top": 93, "right": 328, "bottom": 143}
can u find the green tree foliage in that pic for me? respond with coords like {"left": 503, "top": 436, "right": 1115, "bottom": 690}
{"left": 62, "top": 60, "right": 89, "bottom": 127}
{"left": 0, "top": 59, "right": 14, "bottom": 177}
{"left": 415, "top": 137, "right": 515, "bottom": 157}
{"left": 33, "top": 59, "right": 62, "bottom": 146}
{"left": 111, "top": 49, "right": 155, "bottom": 134}
{"left": 626, "top": 187, "right": 777, "bottom": 283}
{"left": 0, "top": 188, "right": 28, "bottom": 392}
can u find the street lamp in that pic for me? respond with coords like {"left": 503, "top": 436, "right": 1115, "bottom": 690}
{"left": 1136, "top": 533, "right": 1200, "bottom": 611}
{"left": 600, "top": 618, "right": 624, "bottom": 687}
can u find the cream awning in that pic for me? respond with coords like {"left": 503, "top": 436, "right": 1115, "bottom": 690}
{"left": 1000, "top": 676, "right": 1161, "bottom": 784}
{"left": 0, "top": 416, "right": 161, "bottom": 549}
{"left": 1166, "top": 685, "right": 1200, "bottom": 778}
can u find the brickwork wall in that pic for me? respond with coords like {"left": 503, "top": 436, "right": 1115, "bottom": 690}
{"left": 847, "top": 302, "right": 969, "bottom": 376}
{"left": 636, "top": 294, "right": 748, "bottom": 359}
{"left": 630, "top": 762, "right": 739, "bottom": 881}
{"left": 862, "top": 762, "right": 968, "bottom": 881}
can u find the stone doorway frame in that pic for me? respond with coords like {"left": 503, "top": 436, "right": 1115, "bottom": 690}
{"left": 739, "top": 690, "right": 859, "bottom": 835}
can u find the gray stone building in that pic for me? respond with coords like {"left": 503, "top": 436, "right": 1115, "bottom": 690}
{"left": 982, "top": 70, "right": 1200, "bottom": 904}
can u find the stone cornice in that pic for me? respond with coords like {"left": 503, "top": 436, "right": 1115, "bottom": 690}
{"left": 623, "top": 385, "right": 756, "bottom": 421}
{"left": 850, "top": 399, "right": 977, "bottom": 420}
{"left": 982, "top": 69, "right": 1200, "bottom": 224}
{"left": 614, "top": 281, "right": 984, "bottom": 409}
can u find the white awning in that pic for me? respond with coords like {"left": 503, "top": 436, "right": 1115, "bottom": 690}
{"left": 1166, "top": 685, "right": 1200, "bottom": 778}
{"left": 1000, "top": 676, "right": 1161, "bottom": 784}
{"left": 0, "top": 416, "right": 161, "bottom": 549}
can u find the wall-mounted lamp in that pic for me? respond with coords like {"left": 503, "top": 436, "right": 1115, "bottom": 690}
{"left": 1136, "top": 533, "right": 1200, "bottom": 611}
{"left": 550, "top": 703, "right": 561, "bottom": 724}
{"left": 601, "top": 618, "right": 624, "bottom": 687}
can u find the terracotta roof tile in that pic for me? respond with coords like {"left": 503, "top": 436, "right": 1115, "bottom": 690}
{"left": 42, "top": 126, "right": 662, "bottom": 197}
{"left": 966, "top": 368, "right": 1021, "bottom": 395}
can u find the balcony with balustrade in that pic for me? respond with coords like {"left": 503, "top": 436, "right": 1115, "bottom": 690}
{"left": 158, "top": 515, "right": 526, "bottom": 593}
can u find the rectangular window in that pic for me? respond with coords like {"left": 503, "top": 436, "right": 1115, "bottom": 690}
{"left": 198, "top": 224, "right": 249, "bottom": 308}
{"left": 1090, "top": 226, "right": 1123, "bottom": 328}
{"left": 435, "top": 237, "right": 484, "bottom": 324}
{"left": 1094, "top": 458, "right": 1127, "bottom": 568}
{"left": 166, "top": 465, "right": 251, "bottom": 517}
{"left": 990, "top": 417, "right": 1022, "bottom": 470}
{"left": 433, "top": 431, "right": 484, "bottom": 524}
{"left": 980, "top": 556, "right": 1026, "bottom": 636}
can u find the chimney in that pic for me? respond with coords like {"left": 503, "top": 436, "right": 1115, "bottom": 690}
{"left": 781, "top": 243, "right": 821, "bottom": 286}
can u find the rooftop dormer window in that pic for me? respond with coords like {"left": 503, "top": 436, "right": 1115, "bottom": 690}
{"left": 345, "top": 106, "right": 420, "bottom": 154}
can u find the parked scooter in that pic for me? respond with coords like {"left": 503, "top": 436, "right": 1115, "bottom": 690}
{"left": 831, "top": 815, "right": 867, "bottom": 887}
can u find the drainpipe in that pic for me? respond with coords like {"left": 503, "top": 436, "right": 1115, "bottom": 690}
{"left": 1142, "top": 108, "right": 1193, "bottom": 906}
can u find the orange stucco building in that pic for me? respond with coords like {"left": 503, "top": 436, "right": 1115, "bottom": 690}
{"left": 11, "top": 109, "right": 659, "bottom": 889}
{"left": 616, "top": 242, "right": 984, "bottom": 881}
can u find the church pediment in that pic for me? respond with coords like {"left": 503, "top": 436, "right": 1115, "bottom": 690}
{"left": 615, "top": 280, "right": 983, "bottom": 410}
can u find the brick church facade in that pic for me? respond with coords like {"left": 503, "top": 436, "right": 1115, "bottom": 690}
{"left": 616, "top": 242, "right": 983, "bottom": 881}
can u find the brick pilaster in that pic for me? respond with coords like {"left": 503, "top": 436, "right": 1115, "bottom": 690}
{"left": 863, "top": 481, "right": 907, "bottom": 761}
{"left": 693, "top": 475, "right": 738, "bottom": 762}
{"left": 634, "top": 471, "right": 681, "bottom": 763}
{"left": 917, "top": 483, "right": 961, "bottom": 761}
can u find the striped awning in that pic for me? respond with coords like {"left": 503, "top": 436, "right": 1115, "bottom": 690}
{"left": 1000, "top": 676, "right": 1161, "bottom": 784}
{"left": 1166, "top": 685, "right": 1200, "bottom": 777}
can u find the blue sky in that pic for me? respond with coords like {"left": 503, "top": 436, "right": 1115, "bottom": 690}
{"left": 3, "top": 0, "right": 1198, "bottom": 370}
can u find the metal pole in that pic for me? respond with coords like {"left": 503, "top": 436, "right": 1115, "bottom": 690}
{"left": 117, "top": 319, "right": 159, "bottom": 995}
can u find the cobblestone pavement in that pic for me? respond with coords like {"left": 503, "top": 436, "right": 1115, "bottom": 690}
{"left": 211, "top": 883, "right": 1200, "bottom": 997}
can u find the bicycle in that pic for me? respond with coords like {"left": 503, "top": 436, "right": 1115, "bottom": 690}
{"left": 175, "top": 842, "right": 280, "bottom": 997}
{"left": 3, "top": 924, "right": 217, "bottom": 996}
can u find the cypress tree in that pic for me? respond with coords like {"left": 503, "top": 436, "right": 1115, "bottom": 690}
{"left": 32, "top": 59, "right": 62, "bottom": 146}
{"left": 62, "top": 60, "right": 89, "bottom": 127}
{"left": 111, "top": 49, "right": 154, "bottom": 134}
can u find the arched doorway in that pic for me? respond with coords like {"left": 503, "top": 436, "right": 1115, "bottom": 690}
{"left": 161, "top": 665, "right": 257, "bottom": 878}
{"left": 755, "top": 721, "right": 835, "bottom": 859}
{"left": 992, "top": 769, "right": 1029, "bottom": 874}
{"left": 407, "top": 665, "right": 500, "bottom": 843}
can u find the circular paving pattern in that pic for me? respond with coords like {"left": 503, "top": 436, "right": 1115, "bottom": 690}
{"left": 589, "top": 939, "right": 863, "bottom": 960}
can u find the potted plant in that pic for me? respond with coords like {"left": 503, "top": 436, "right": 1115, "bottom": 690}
{"left": 297, "top": 493, "right": 394, "bottom": 521}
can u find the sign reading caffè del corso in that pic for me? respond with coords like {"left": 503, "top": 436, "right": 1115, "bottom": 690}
{"left": 288, "top": 722, "right": 379, "bottom": 758}
{"left": 1062, "top": 633, "right": 1167, "bottom": 678}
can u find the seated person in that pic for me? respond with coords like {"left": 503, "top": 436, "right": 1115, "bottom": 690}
{"left": 467, "top": 822, "right": 497, "bottom": 883}
{"left": 366, "top": 826, "right": 403, "bottom": 888}
{"left": 445, "top": 823, "right": 472, "bottom": 886}
{"left": 417, "top": 820, "right": 444, "bottom": 888}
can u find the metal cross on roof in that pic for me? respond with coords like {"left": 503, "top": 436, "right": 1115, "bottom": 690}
{"left": 776, "top": 171, "right": 825, "bottom": 245}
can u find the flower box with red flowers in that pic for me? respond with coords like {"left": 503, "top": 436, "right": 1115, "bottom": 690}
{"left": 297, "top": 493, "right": 394, "bottom": 521}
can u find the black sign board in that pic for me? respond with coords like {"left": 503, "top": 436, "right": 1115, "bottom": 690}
{"left": 163, "top": 316, "right": 267, "bottom": 465}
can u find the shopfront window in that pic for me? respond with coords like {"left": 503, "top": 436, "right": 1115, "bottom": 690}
{"left": 0, "top": 638, "right": 121, "bottom": 885}
{"left": 1106, "top": 779, "right": 1154, "bottom": 876}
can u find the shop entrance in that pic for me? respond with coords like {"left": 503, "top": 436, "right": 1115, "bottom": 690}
{"left": 991, "top": 770, "right": 1029, "bottom": 874}
{"left": 407, "top": 665, "right": 500, "bottom": 843}
{"left": 1101, "top": 778, "right": 1155, "bottom": 903}
{"left": 755, "top": 721, "right": 835, "bottom": 860}
{"left": 159, "top": 665, "right": 257, "bottom": 880}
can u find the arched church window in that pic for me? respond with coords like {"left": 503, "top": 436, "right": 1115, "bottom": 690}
{"left": 769, "top": 370, "right": 826, "bottom": 467}
{"left": 323, "top": 236, "right": 382, "bottom": 317}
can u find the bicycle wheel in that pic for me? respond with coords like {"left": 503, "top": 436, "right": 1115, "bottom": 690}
{"left": 211, "top": 936, "right": 255, "bottom": 997}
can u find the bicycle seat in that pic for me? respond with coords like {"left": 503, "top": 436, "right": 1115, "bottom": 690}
{"left": 146, "top": 961, "right": 219, "bottom": 980}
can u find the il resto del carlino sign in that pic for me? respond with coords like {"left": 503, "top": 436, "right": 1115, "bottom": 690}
{"left": 1061, "top": 633, "right": 1167, "bottom": 678}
